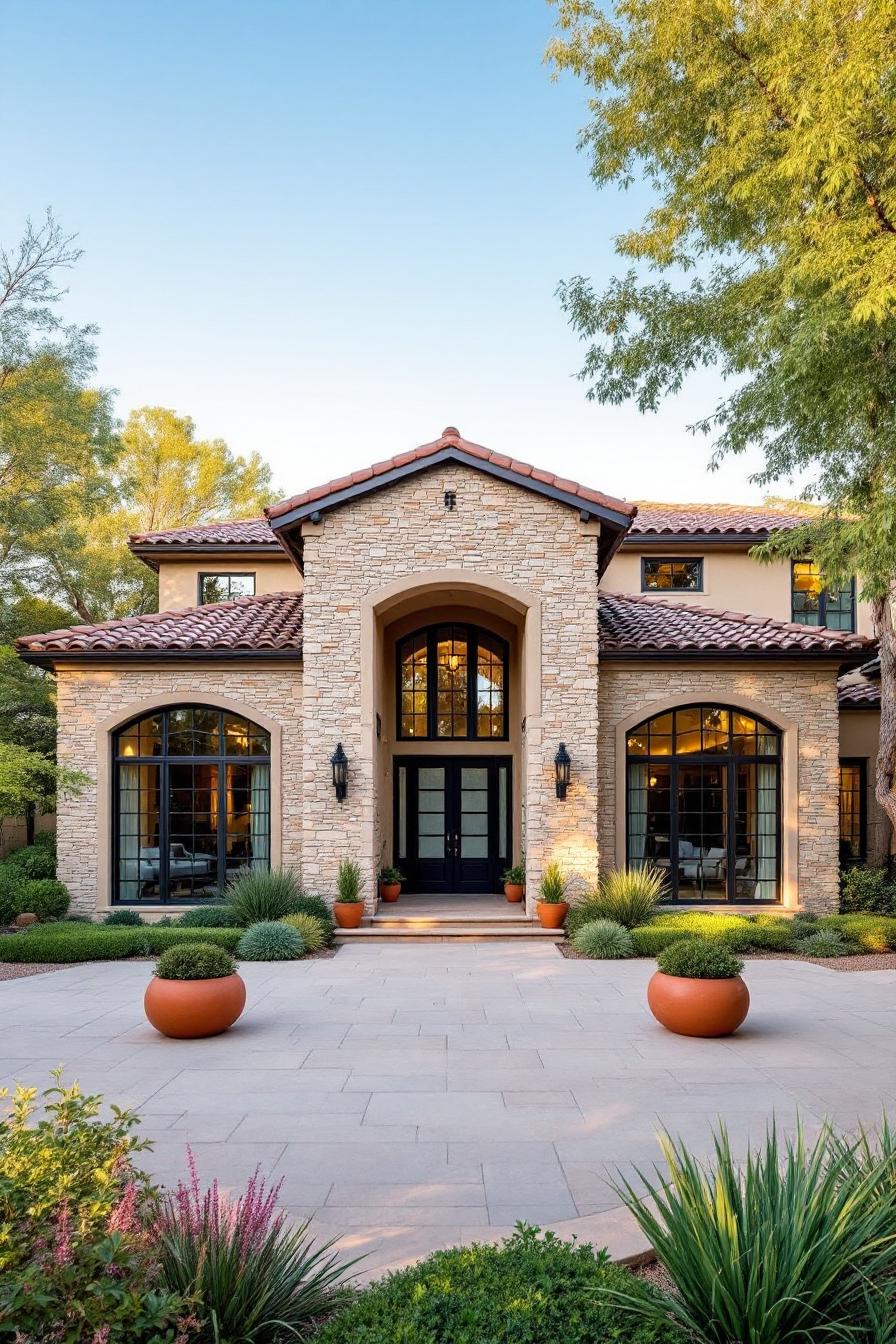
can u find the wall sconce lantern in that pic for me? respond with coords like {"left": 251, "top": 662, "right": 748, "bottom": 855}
{"left": 331, "top": 742, "right": 348, "bottom": 802}
{"left": 554, "top": 743, "right": 571, "bottom": 800}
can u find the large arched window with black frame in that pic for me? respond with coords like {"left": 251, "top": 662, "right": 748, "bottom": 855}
{"left": 626, "top": 705, "right": 781, "bottom": 903}
{"left": 397, "top": 623, "right": 509, "bottom": 740}
{"left": 113, "top": 705, "right": 271, "bottom": 904}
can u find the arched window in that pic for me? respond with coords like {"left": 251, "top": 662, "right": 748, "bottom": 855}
{"left": 626, "top": 705, "right": 781, "bottom": 903}
{"left": 397, "top": 624, "right": 508, "bottom": 740}
{"left": 114, "top": 705, "right": 271, "bottom": 904}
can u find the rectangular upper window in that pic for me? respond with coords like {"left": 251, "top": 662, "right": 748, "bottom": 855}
{"left": 791, "top": 562, "right": 855, "bottom": 631}
{"left": 198, "top": 573, "right": 256, "bottom": 604}
{"left": 839, "top": 759, "right": 866, "bottom": 864}
{"left": 641, "top": 558, "right": 703, "bottom": 593}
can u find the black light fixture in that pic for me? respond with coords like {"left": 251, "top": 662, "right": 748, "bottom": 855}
{"left": 554, "top": 743, "right": 571, "bottom": 800}
{"left": 331, "top": 742, "right": 348, "bottom": 802}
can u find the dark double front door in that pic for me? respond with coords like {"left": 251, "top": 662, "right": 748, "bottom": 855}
{"left": 395, "top": 757, "right": 511, "bottom": 894}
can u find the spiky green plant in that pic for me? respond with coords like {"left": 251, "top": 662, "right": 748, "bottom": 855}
{"left": 606, "top": 1120, "right": 896, "bottom": 1343}
{"left": 584, "top": 866, "right": 667, "bottom": 928}
{"left": 571, "top": 918, "right": 634, "bottom": 959}
{"left": 336, "top": 858, "right": 362, "bottom": 903}
{"left": 538, "top": 862, "right": 568, "bottom": 903}
{"left": 796, "top": 929, "right": 854, "bottom": 959}
{"left": 225, "top": 869, "right": 303, "bottom": 926}
{"left": 237, "top": 921, "right": 304, "bottom": 961}
{"left": 281, "top": 912, "right": 327, "bottom": 954}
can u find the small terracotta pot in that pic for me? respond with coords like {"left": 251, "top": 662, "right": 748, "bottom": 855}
{"left": 144, "top": 973, "right": 246, "bottom": 1040}
{"left": 334, "top": 900, "right": 365, "bottom": 928}
{"left": 379, "top": 882, "right": 401, "bottom": 902}
{"left": 504, "top": 883, "right": 524, "bottom": 903}
{"left": 647, "top": 971, "right": 750, "bottom": 1038}
{"left": 537, "top": 900, "right": 569, "bottom": 929}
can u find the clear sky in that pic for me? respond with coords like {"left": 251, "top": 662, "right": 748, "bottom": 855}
{"left": 1, "top": 0, "right": 773, "bottom": 506}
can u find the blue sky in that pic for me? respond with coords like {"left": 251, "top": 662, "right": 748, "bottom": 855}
{"left": 2, "top": 0, "right": 770, "bottom": 504}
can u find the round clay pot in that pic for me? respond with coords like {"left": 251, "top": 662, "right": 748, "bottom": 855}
{"left": 334, "top": 900, "right": 365, "bottom": 928}
{"left": 144, "top": 973, "right": 246, "bottom": 1040}
{"left": 504, "top": 883, "right": 524, "bottom": 903}
{"left": 647, "top": 971, "right": 750, "bottom": 1038}
{"left": 537, "top": 900, "right": 569, "bottom": 929}
{"left": 379, "top": 882, "right": 401, "bottom": 902}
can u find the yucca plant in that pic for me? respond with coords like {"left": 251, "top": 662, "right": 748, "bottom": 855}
{"left": 587, "top": 865, "right": 667, "bottom": 929}
{"left": 160, "top": 1148, "right": 356, "bottom": 1343}
{"left": 605, "top": 1119, "right": 896, "bottom": 1343}
{"left": 225, "top": 868, "right": 303, "bottom": 926}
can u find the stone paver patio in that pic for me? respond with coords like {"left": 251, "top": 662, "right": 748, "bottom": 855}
{"left": 3, "top": 943, "right": 895, "bottom": 1278}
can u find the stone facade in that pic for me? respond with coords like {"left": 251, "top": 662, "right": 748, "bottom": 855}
{"left": 598, "top": 660, "right": 841, "bottom": 913}
{"left": 299, "top": 462, "right": 601, "bottom": 907}
{"left": 54, "top": 663, "right": 302, "bottom": 915}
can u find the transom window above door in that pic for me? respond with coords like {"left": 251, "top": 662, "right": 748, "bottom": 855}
{"left": 397, "top": 624, "right": 508, "bottom": 740}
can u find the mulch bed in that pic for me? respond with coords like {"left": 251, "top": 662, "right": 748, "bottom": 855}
{"left": 0, "top": 962, "right": 66, "bottom": 981}
{"left": 557, "top": 943, "right": 896, "bottom": 971}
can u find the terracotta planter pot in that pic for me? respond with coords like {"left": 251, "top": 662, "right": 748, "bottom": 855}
{"left": 334, "top": 900, "right": 365, "bottom": 928}
{"left": 379, "top": 882, "right": 401, "bottom": 902}
{"left": 647, "top": 970, "right": 750, "bottom": 1038}
{"left": 144, "top": 973, "right": 246, "bottom": 1040}
{"left": 537, "top": 900, "right": 569, "bottom": 929}
{"left": 504, "top": 883, "right": 524, "bottom": 903}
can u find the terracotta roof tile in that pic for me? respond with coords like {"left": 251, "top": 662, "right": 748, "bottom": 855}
{"left": 16, "top": 592, "right": 302, "bottom": 659}
{"left": 129, "top": 518, "right": 276, "bottom": 546}
{"left": 265, "top": 427, "right": 637, "bottom": 523}
{"left": 837, "top": 676, "right": 881, "bottom": 708}
{"left": 598, "top": 592, "right": 874, "bottom": 657}
{"left": 628, "top": 502, "right": 814, "bottom": 537}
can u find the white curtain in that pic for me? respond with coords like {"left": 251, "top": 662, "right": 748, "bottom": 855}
{"left": 756, "top": 764, "right": 778, "bottom": 900}
{"left": 250, "top": 764, "right": 270, "bottom": 870}
{"left": 118, "top": 764, "right": 140, "bottom": 901}
{"left": 627, "top": 763, "right": 648, "bottom": 865}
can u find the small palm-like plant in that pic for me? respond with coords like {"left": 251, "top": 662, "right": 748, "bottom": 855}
{"left": 225, "top": 869, "right": 303, "bottom": 926}
{"left": 572, "top": 918, "right": 633, "bottom": 959}
{"left": 160, "top": 1148, "right": 355, "bottom": 1343}
{"left": 586, "top": 866, "right": 666, "bottom": 929}
{"left": 606, "top": 1120, "right": 896, "bottom": 1343}
{"left": 336, "top": 858, "right": 362, "bottom": 903}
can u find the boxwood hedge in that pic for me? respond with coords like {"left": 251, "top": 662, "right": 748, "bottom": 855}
{"left": 0, "top": 923, "right": 242, "bottom": 963}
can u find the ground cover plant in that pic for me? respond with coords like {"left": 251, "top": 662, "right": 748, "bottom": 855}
{"left": 820, "top": 912, "right": 896, "bottom": 951}
{"left": 609, "top": 1120, "right": 896, "bottom": 1343}
{"left": 237, "top": 920, "right": 304, "bottom": 960}
{"left": 794, "top": 929, "right": 853, "bottom": 958}
{"left": 161, "top": 1148, "right": 353, "bottom": 1344}
{"left": 0, "top": 921, "right": 242, "bottom": 963}
{"left": 572, "top": 917, "right": 634, "bottom": 959}
{"left": 310, "top": 1223, "right": 677, "bottom": 1344}
{"left": 0, "top": 1072, "right": 190, "bottom": 1342}
{"left": 288, "top": 893, "right": 335, "bottom": 940}
{"left": 177, "top": 904, "right": 242, "bottom": 928}
{"left": 281, "top": 911, "right": 328, "bottom": 953}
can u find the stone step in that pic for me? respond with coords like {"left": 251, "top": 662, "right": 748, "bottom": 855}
{"left": 371, "top": 913, "right": 531, "bottom": 926}
{"left": 334, "top": 923, "right": 564, "bottom": 941}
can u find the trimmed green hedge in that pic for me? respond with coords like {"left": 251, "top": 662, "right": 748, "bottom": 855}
{"left": 630, "top": 925, "right": 692, "bottom": 956}
{"left": 820, "top": 913, "right": 896, "bottom": 951}
{"left": 0, "top": 923, "right": 242, "bottom": 963}
{"left": 628, "top": 912, "right": 798, "bottom": 957}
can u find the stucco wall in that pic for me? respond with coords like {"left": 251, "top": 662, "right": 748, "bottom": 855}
{"left": 598, "top": 660, "right": 842, "bottom": 912}
{"left": 54, "top": 662, "right": 302, "bottom": 915}
{"left": 157, "top": 559, "right": 301, "bottom": 611}
{"left": 839, "top": 708, "right": 889, "bottom": 864}
{"left": 298, "top": 462, "right": 601, "bottom": 908}
{"left": 605, "top": 547, "right": 874, "bottom": 638}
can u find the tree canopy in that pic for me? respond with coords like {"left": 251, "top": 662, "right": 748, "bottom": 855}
{"left": 549, "top": 0, "right": 896, "bottom": 832}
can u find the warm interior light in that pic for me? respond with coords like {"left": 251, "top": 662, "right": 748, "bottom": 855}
{"left": 448, "top": 654, "right": 460, "bottom": 672}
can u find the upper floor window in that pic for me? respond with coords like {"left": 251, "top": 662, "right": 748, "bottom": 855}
{"left": 791, "top": 562, "right": 855, "bottom": 631}
{"left": 641, "top": 558, "right": 703, "bottom": 593}
{"left": 397, "top": 623, "right": 508, "bottom": 740}
{"left": 199, "top": 573, "right": 256, "bottom": 604}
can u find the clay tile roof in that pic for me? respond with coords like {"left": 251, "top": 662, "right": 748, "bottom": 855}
{"left": 16, "top": 592, "right": 303, "bottom": 661}
{"left": 837, "top": 675, "right": 881, "bottom": 708}
{"left": 265, "top": 427, "right": 638, "bottom": 524}
{"left": 628, "top": 502, "right": 814, "bottom": 538}
{"left": 598, "top": 591, "right": 874, "bottom": 657}
{"left": 128, "top": 518, "right": 276, "bottom": 546}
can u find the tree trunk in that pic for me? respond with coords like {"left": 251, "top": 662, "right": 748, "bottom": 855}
{"left": 872, "top": 591, "right": 896, "bottom": 849}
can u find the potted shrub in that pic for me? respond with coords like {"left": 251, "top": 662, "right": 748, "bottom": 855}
{"left": 501, "top": 861, "right": 525, "bottom": 903}
{"left": 378, "top": 865, "right": 405, "bottom": 902}
{"left": 647, "top": 937, "right": 749, "bottom": 1038}
{"left": 334, "top": 858, "right": 365, "bottom": 929}
{"left": 144, "top": 942, "right": 246, "bottom": 1039}
{"left": 536, "top": 862, "right": 569, "bottom": 929}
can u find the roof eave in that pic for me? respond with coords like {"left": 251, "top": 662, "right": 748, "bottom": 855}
{"left": 19, "top": 648, "right": 303, "bottom": 668}
{"left": 128, "top": 543, "right": 281, "bottom": 573}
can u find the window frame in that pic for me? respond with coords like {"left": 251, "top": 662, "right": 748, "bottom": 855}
{"left": 625, "top": 703, "right": 782, "bottom": 904}
{"left": 640, "top": 556, "right": 704, "bottom": 594}
{"left": 112, "top": 704, "right": 271, "bottom": 905}
{"left": 395, "top": 623, "right": 510, "bottom": 742}
{"left": 197, "top": 572, "right": 257, "bottom": 605}
{"left": 838, "top": 756, "right": 867, "bottom": 865}
{"left": 790, "top": 561, "right": 856, "bottom": 632}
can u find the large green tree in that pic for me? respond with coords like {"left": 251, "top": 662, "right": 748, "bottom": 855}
{"left": 548, "top": 0, "right": 896, "bottom": 839}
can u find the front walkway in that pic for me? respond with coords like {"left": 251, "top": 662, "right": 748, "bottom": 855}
{"left": 3, "top": 944, "right": 895, "bottom": 1278}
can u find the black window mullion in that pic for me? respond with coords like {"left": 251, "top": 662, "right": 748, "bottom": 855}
{"left": 159, "top": 757, "right": 170, "bottom": 903}
{"left": 726, "top": 759, "right": 737, "bottom": 902}
{"left": 468, "top": 629, "right": 478, "bottom": 739}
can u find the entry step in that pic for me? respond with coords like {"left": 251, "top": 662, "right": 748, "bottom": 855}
{"left": 335, "top": 922, "right": 563, "bottom": 941}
